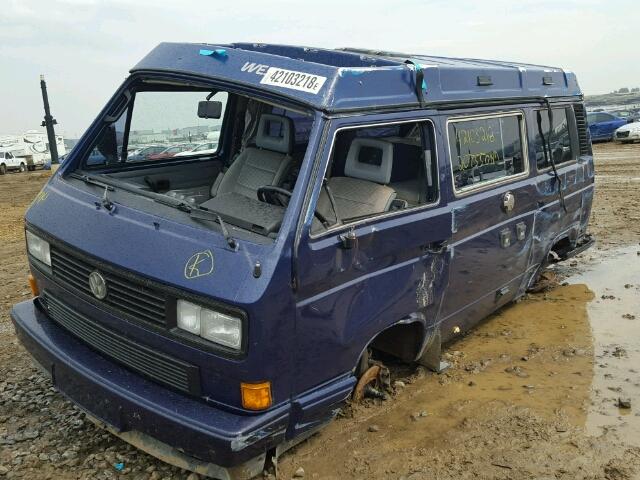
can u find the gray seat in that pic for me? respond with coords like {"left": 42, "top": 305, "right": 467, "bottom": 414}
{"left": 389, "top": 178, "right": 422, "bottom": 206}
{"left": 316, "top": 138, "right": 396, "bottom": 226}
{"left": 166, "top": 113, "right": 293, "bottom": 204}
{"left": 215, "top": 113, "right": 293, "bottom": 199}
{"left": 389, "top": 147, "right": 432, "bottom": 206}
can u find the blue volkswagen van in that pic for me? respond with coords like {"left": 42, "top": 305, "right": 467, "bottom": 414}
{"left": 11, "top": 43, "right": 594, "bottom": 479}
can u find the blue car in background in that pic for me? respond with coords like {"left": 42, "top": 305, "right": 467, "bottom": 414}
{"left": 587, "top": 111, "right": 627, "bottom": 141}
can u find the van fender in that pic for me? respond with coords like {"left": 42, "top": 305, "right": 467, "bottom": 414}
{"left": 415, "top": 324, "right": 449, "bottom": 373}
{"left": 355, "top": 312, "right": 447, "bottom": 376}
{"left": 525, "top": 222, "right": 583, "bottom": 291}
{"left": 352, "top": 314, "right": 423, "bottom": 372}
{"left": 546, "top": 223, "right": 592, "bottom": 261}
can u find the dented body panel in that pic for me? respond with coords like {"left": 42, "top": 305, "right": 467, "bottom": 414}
{"left": 10, "top": 42, "right": 593, "bottom": 478}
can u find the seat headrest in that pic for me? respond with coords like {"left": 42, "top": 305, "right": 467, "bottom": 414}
{"left": 344, "top": 138, "right": 393, "bottom": 184}
{"left": 255, "top": 114, "right": 294, "bottom": 154}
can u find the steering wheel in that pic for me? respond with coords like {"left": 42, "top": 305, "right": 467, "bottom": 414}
{"left": 257, "top": 186, "right": 292, "bottom": 207}
{"left": 257, "top": 185, "right": 331, "bottom": 227}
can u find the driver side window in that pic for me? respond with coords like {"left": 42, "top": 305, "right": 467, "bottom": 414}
{"left": 312, "top": 121, "right": 438, "bottom": 234}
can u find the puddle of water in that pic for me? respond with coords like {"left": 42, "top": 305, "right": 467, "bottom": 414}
{"left": 569, "top": 245, "right": 640, "bottom": 445}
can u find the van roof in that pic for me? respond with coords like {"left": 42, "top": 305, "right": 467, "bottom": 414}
{"left": 132, "top": 42, "right": 582, "bottom": 113}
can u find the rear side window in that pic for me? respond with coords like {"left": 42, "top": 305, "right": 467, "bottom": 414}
{"left": 534, "top": 107, "right": 577, "bottom": 169}
{"left": 447, "top": 113, "right": 527, "bottom": 192}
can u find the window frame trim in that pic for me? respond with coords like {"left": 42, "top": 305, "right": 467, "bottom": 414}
{"left": 308, "top": 117, "right": 440, "bottom": 240}
{"left": 446, "top": 109, "right": 530, "bottom": 198}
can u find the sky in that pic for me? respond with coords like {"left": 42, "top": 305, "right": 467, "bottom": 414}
{"left": 1, "top": 0, "right": 638, "bottom": 138}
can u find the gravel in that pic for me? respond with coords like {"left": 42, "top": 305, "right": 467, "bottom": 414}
{"left": 0, "top": 365, "right": 188, "bottom": 480}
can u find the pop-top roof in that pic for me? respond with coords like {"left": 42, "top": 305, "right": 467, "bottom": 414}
{"left": 131, "top": 42, "right": 582, "bottom": 112}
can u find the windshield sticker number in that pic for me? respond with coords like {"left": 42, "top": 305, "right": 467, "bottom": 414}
{"left": 260, "top": 67, "right": 326, "bottom": 95}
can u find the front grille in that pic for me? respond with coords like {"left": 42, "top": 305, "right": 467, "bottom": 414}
{"left": 573, "top": 103, "right": 592, "bottom": 155}
{"left": 43, "top": 293, "right": 200, "bottom": 395}
{"left": 50, "top": 247, "right": 167, "bottom": 326}
{"left": 616, "top": 130, "right": 630, "bottom": 138}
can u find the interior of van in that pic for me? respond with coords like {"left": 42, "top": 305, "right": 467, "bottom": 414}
{"left": 77, "top": 84, "right": 437, "bottom": 238}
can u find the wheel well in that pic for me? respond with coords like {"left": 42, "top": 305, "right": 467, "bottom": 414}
{"left": 551, "top": 236, "right": 571, "bottom": 254}
{"left": 369, "top": 321, "right": 424, "bottom": 363}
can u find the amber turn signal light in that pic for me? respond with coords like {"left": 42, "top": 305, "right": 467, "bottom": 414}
{"left": 28, "top": 274, "right": 39, "bottom": 297}
{"left": 241, "top": 382, "right": 272, "bottom": 411}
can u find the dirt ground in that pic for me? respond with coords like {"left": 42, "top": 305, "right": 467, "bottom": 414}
{"left": 1, "top": 142, "right": 640, "bottom": 480}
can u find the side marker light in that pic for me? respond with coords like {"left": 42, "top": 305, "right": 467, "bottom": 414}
{"left": 241, "top": 382, "right": 272, "bottom": 411}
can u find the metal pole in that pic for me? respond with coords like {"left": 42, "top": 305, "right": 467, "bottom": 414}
{"left": 40, "top": 75, "right": 59, "bottom": 164}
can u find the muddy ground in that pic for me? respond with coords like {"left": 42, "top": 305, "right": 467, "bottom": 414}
{"left": 0, "top": 142, "right": 639, "bottom": 480}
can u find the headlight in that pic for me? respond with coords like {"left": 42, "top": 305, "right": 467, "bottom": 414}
{"left": 26, "top": 231, "right": 51, "bottom": 266}
{"left": 200, "top": 309, "right": 242, "bottom": 349}
{"left": 177, "top": 299, "right": 242, "bottom": 350}
{"left": 176, "top": 300, "right": 201, "bottom": 334}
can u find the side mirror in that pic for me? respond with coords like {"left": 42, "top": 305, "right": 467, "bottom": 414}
{"left": 197, "top": 101, "right": 223, "bottom": 119}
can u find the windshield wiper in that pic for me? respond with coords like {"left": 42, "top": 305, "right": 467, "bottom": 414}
{"left": 96, "top": 185, "right": 237, "bottom": 249}
{"left": 188, "top": 206, "right": 238, "bottom": 250}
{"left": 156, "top": 195, "right": 238, "bottom": 249}
{"left": 70, "top": 172, "right": 115, "bottom": 191}
{"left": 70, "top": 172, "right": 115, "bottom": 211}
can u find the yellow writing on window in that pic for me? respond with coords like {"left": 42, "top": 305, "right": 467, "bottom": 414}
{"left": 458, "top": 151, "right": 499, "bottom": 170}
{"left": 457, "top": 126, "right": 496, "bottom": 146}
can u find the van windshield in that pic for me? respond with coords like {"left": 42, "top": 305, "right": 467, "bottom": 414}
{"left": 73, "top": 81, "right": 316, "bottom": 241}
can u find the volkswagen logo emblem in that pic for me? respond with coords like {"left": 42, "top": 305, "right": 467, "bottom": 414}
{"left": 88, "top": 271, "right": 108, "bottom": 300}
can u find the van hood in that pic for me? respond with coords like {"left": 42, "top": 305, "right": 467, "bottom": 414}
{"left": 25, "top": 175, "right": 275, "bottom": 304}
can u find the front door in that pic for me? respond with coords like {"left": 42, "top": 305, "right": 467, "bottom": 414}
{"left": 293, "top": 114, "right": 452, "bottom": 401}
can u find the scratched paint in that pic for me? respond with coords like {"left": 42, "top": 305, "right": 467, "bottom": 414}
{"left": 416, "top": 254, "right": 445, "bottom": 309}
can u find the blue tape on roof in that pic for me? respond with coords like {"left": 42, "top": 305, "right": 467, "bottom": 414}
{"left": 199, "top": 49, "right": 228, "bottom": 61}
{"left": 414, "top": 63, "right": 427, "bottom": 91}
{"left": 339, "top": 69, "right": 366, "bottom": 77}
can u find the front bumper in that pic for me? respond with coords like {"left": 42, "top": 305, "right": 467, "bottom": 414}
{"left": 10, "top": 298, "right": 289, "bottom": 478}
{"left": 615, "top": 131, "right": 640, "bottom": 141}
